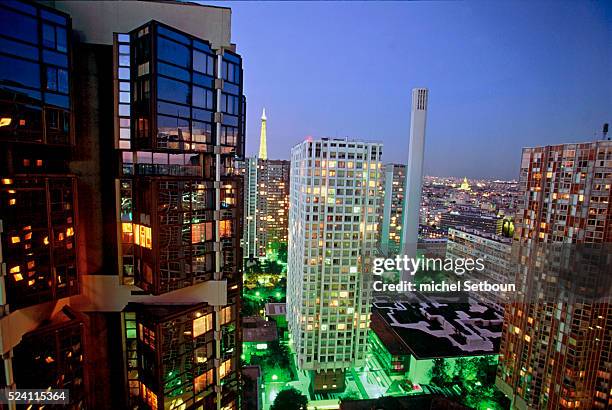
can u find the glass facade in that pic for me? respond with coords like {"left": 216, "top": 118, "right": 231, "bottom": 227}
{"left": 115, "top": 20, "right": 244, "bottom": 409}
{"left": 12, "top": 306, "right": 86, "bottom": 409}
{"left": 0, "top": 0, "right": 72, "bottom": 146}
{"left": 115, "top": 21, "right": 244, "bottom": 295}
{"left": 0, "top": 1, "right": 78, "bottom": 312}
{"left": 126, "top": 304, "right": 217, "bottom": 409}
{"left": 0, "top": 176, "right": 78, "bottom": 309}
{"left": 124, "top": 303, "right": 238, "bottom": 409}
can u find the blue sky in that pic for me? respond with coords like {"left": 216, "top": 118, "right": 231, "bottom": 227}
{"left": 207, "top": 1, "right": 611, "bottom": 179}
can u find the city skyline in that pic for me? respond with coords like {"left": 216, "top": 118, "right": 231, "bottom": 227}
{"left": 1, "top": 1, "right": 610, "bottom": 409}
{"left": 212, "top": 0, "right": 611, "bottom": 180}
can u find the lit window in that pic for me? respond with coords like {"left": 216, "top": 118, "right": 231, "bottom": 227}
{"left": 133, "top": 224, "right": 152, "bottom": 249}
{"left": 220, "top": 306, "right": 232, "bottom": 325}
{"left": 138, "top": 324, "right": 156, "bottom": 349}
{"left": 194, "top": 369, "right": 214, "bottom": 393}
{"left": 192, "top": 222, "right": 213, "bottom": 243}
{"left": 219, "top": 220, "right": 232, "bottom": 238}
{"left": 140, "top": 384, "right": 158, "bottom": 410}
{"left": 193, "top": 313, "right": 213, "bottom": 338}
{"left": 219, "top": 359, "right": 232, "bottom": 379}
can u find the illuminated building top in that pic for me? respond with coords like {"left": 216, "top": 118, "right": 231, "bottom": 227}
{"left": 258, "top": 108, "right": 267, "bottom": 160}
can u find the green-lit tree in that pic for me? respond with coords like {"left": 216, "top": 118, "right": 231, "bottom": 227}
{"left": 277, "top": 242, "right": 288, "bottom": 263}
{"left": 265, "top": 340, "right": 290, "bottom": 369}
{"left": 429, "top": 358, "right": 452, "bottom": 386}
{"left": 271, "top": 387, "right": 308, "bottom": 410}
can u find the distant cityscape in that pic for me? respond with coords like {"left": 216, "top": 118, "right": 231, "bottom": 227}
{"left": 238, "top": 90, "right": 611, "bottom": 410}
{"left": 0, "top": 2, "right": 609, "bottom": 410}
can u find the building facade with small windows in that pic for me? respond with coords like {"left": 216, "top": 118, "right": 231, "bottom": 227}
{"left": 238, "top": 157, "right": 291, "bottom": 259}
{"left": 287, "top": 138, "right": 382, "bottom": 393}
{"left": 380, "top": 163, "right": 406, "bottom": 256}
{"left": 446, "top": 226, "right": 512, "bottom": 311}
{"left": 497, "top": 141, "right": 612, "bottom": 410}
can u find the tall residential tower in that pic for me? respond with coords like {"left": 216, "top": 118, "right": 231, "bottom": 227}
{"left": 496, "top": 141, "right": 612, "bottom": 409}
{"left": 381, "top": 163, "right": 406, "bottom": 256}
{"left": 287, "top": 138, "right": 382, "bottom": 394}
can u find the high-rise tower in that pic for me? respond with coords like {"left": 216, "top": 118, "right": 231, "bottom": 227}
{"left": 401, "top": 88, "right": 428, "bottom": 277}
{"left": 381, "top": 163, "right": 406, "bottom": 256}
{"left": 496, "top": 141, "right": 612, "bottom": 409}
{"left": 0, "top": 1, "right": 246, "bottom": 409}
{"left": 258, "top": 108, "right": 268, "bottom": 160}
{"left": 287, "top": 138, "right": 382, "bottom": 394}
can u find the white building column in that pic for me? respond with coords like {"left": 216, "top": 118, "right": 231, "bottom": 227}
{"left": 401, "top": 88, "right": 428, "bottom": 280}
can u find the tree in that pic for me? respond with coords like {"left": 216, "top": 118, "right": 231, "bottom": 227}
{"left": 271, "top": 387, "right": 308, "bottom": 410}
{"left": 453, "top": 357, "right": 468, "bottom": 384}
{"left": 277, "top": 243, "right": 288, "bottom": 263}
{"left": 265, "top": 341, "right": 290, "bottom": 369}
{"left": 429, "top": 358, "right": 452, "bottom": 386}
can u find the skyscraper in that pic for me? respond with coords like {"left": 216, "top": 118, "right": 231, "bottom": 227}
{"left": 114, "top": 18, "right": 244, "bottom": 409}
{"left": 402, "top": 88, "right": 428, "bottom": 277}
{"left": 381, "top": 163, "right": 406, "bottom": 256}
{"left": 0, "top": 1, "right": 245, "bottom": 409}
{"left": 238, "top": 109, "right": 290, "bottom": 259}
{"left": 238, "top": 157, "right": 291, "bottom": 259}
{"left": 496, "top": 141, "right": 612, "bottom": 409}
{"left": 287, "top": 138, "right": 382, "bottom": 393}
{"left": 258, "top": 108, "right": 268, "bottom": 160}
{"left": 0, "top": 3, "right": 84, "bottom": 407}
{"left": 238, "top": 156, "right": 259, "bottom": 259}
{"left": 255, "top": 159, "right": 291, "bottom": 257}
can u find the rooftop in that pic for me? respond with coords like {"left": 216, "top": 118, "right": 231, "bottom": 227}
{"left": 371, "top": 293, "right": 502, "bottom": 359}
{"left": 339, "top": 394, "right": 469, "bottom": 410}
{"left": 243, "top": 316, "right": 278, "bottom": 342}
{"left": 265, "top": 302, "right": 287, "bottom": 316}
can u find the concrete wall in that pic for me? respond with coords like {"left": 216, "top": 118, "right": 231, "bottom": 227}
{"left": 51, "top": 0, "right": 232, "bottom": 48}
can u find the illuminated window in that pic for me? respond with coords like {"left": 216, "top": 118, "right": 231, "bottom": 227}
{"left": 193, "top": 313, "right": 213, "bottom": 338}
{"left": 192, "top": 222, "right": 213, "bottom": 243}
{"left": 219, "top": 220, "right": 232, "bottom": 238}
{"left": 140, "top": 383, "right": 158, "bottom": 410}
{"left": 219, "top": 359, "right": 232, "bottom": 379}
{"left": 138, "top": 324, "right": 156, "bottom": 349}
{"left": 122, "top": 222, "right": 133, "bottom": 243}
{"left": 133, "top": 224, "right": 152, "bottom": 249}
{"left": 219, "top": 306, "right": 232, "bottom": 325}
{"left": 194, "top": 369, "right": 214, "bottom": 393}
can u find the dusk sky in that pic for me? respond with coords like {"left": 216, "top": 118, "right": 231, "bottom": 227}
{"left": 208, "top": 1, "right": 611, "bottom": 179}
